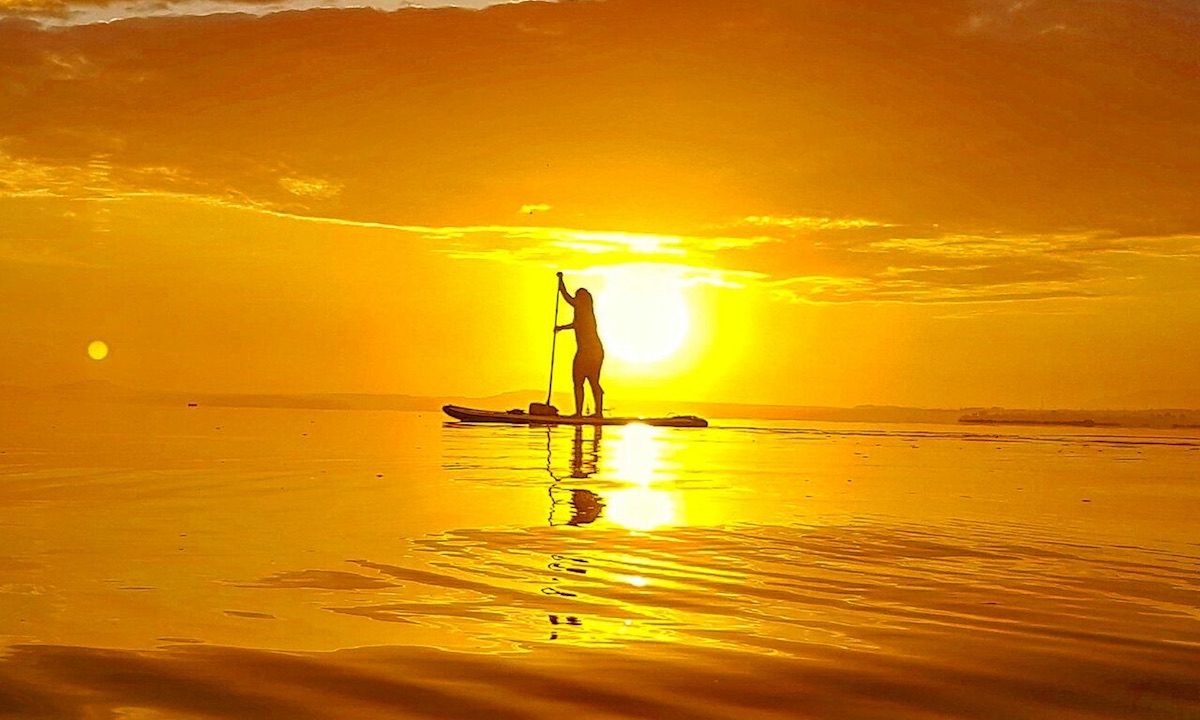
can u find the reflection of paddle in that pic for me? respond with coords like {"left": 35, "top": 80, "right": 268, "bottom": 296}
{"left": 530, "top": 272, "right": 561, "bottom": 417}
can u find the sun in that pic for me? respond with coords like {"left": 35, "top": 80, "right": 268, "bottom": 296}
{"left": 593, "top": 269, "right": 690, "bottom": 365}
{"left": 87, "top": 340, "right": 109, "bottom": 361}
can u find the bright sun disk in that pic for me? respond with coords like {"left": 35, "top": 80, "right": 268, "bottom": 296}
{"left": 594, "top": 272, "right": 690, "bottom": 365}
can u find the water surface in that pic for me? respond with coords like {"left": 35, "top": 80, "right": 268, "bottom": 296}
{"left": 1, "top": 401, "right": 1197, "bottom": 718}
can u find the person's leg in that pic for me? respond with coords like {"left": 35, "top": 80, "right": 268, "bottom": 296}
{"left": 587, "top": 352, "right": 604, "bottom": 417}
{"left": 572, "top": 354, "right": 585, "bottom": 416}
{"left": 587, "top": 375, "right": 604, "bottom": 417}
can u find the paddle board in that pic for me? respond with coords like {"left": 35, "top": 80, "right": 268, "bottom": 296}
{"left": 442, "top": 404, "right": 708, "bottom": 428}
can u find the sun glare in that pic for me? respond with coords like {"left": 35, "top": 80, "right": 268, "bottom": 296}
{"left": 604, "top": 424, "right": 680, "bottom": 531}
{"left": 605, "top": 487, "right": 677, "bottom": 531}
{"left": 593, "top": 267, "right": 690, "bottom": 366}
{"left": 609, "top": 424, "right": 663, "bottom": 484}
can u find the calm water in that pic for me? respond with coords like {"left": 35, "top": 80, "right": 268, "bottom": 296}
{"left": 1, "top": 401, "right": 1198, "bottom": 718}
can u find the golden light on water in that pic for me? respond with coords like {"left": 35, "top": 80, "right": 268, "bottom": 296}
{"left": 87, "top": 340, "right": 109, "bottom": 361}
{"left": 604, "top": 424, "right": 680, "bottom": 531}
{"left": 606, "top": 487, "right": 678, "bottom": 531}
{"left": 608, "top": 424, "right": 663, "bottom": 485}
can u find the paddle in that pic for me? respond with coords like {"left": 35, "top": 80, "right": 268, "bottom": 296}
{"left": 529, "top": 272, "right": 561, "bottom": 416}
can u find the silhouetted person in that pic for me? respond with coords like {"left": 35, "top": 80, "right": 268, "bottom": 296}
{"left": 555, "top": 272, "right": 604, "bottom": 417}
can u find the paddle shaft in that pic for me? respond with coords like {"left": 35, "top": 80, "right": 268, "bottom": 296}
{"left": 546, "top": 279, "right": 561, "bottom": 405}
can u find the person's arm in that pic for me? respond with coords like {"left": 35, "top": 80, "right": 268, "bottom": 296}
{"left": 557, "top": 272, "right": 576, "bottom": 307}
{"left": 555, "top": 321, "right": 575, "bottom": 333}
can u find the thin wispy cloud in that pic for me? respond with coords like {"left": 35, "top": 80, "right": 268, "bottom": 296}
{"left": 1, "top": 0, "right": 520, "bottom": 25}
{"left": 279, "top": 176, "right": 342, "bottom": 200}
{"left": 4, "top": 147, "right": 1193, "bottom": 311}
{"left": 425, "top": 225, "right": 769, "bottom": 266}
{"left": 741, "top": 216, "right": 895, "bottom": 232}
{"left": 770, "top": 273, "right": 1115, "bottom": 305}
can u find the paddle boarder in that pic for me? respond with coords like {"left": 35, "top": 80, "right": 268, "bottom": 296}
{"left": 555, "top": 272, "right": 605, "bottom": 417}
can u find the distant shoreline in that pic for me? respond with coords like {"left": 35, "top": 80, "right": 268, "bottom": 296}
{"left": 958, "top": 417, "right": 1117, "bottom": 428}
{"left": 955, "top": 409, "right": 1199, "bottom": 431}
{"left": 4, "top": 381, "right": 1199, "bottom": 431}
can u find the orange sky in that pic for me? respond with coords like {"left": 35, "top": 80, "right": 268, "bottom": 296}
{"left": 2, "top": 0, "right": 1198, "bottom": 408}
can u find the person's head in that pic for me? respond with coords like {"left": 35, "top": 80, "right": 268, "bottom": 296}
{"left": 576, "top": 288, "right": 593, "bottom": 307}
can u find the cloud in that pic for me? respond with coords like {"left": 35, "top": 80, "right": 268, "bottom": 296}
{"left": 279, "top": 175, "right": 342, "bottom": 200}
{"left": 5, "top": 144, "right": 1194, "bottom": 310}
{"left": 422, "top": 225, "right": 775, "bottom": 266}
{"left": 409, "top": 216, "right": 1190, "bottom": 306}
{"left": 770, "top": 272, "right": 1113, "bottom": 305}
{"left": 958, "top": 0, "right": 1087, "bottom": 37}
{"left": 0, "top": 150, "right": 106, "bottom": 198}
{"left": 0, "top": 149, "right": 271, "bottom": 221}
{"left": 2, "top": 0, "right": 1197, "bottom": 234}
{"left": 1, "top": 0, "right": 518, "bottom": 25}
{"left": 760, "top": 228, "right": 1200, "bottom": 305}
{"left": 740, "top": 216, "right": 895, "bottom": 232}
{"left": 1, "top": 0, "right": 1198, "bottom": 313}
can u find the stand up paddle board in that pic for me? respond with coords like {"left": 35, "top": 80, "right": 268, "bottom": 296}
{"left": 443, "top": 404, "right": 708, "bottom": 428}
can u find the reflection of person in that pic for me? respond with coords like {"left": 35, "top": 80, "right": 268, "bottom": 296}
{"left": 555, "top": 272, "right": 604, "bottom": 418}
{"left": 547, "top": 426, "right": 604, "bottom": 527}
{"left": 566, "top": 489, "right": 602, "bottom": 526}
{"left": 570, "top": 425, "right": 600, "bottom": 479}
{"left": 543, "top": 428, "right": 600, "bottom": 640}
{"left": 567, "top": 426, "right": 602, "bottom": 525}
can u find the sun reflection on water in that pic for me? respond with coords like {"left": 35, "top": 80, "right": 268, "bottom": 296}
{"left": 605, "top": 486, "right": 678, "bottom": 531}
{"left": 608, "top": 424, "right": 663, "bottom": 485}
{"left": 603, "top": 424, "right": 681, "bottom": 531}
{"left": 538, "top": 421, "right": 726, "bottom": 644}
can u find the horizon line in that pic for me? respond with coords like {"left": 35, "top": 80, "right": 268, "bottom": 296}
{"left": 4, "top": 380, "right": 1200, "bottom": 414}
